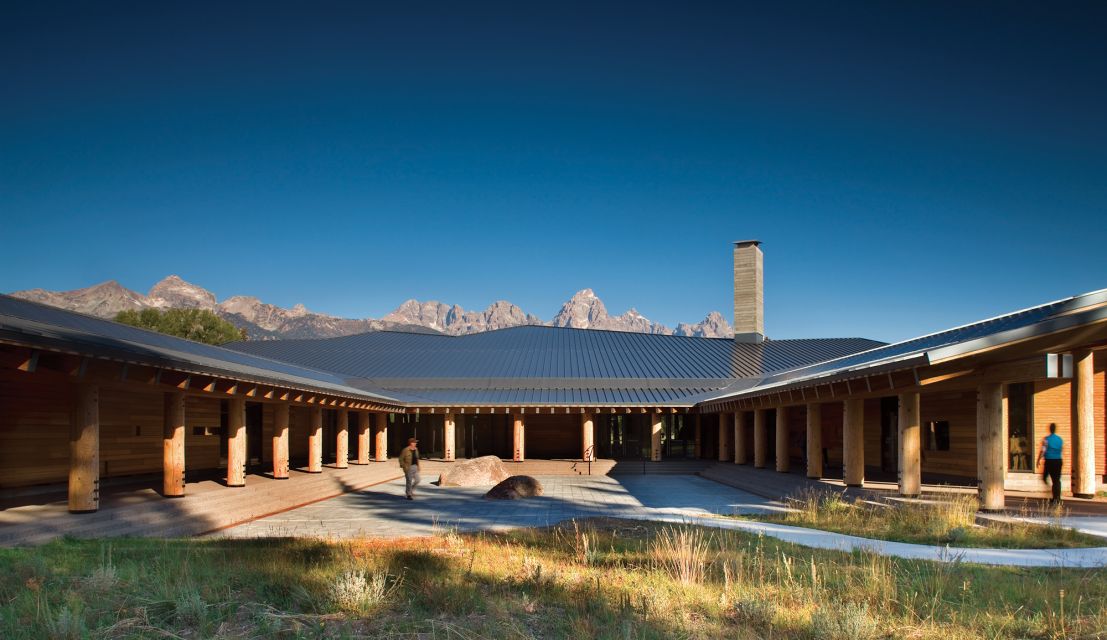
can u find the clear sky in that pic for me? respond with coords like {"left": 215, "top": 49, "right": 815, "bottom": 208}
{"left": 2, "top": 1, "right": 1105, "bottom": 342}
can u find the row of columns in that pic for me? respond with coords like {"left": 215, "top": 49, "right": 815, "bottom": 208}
{"left": 69, "top": 388, "right": 393, "bottom": 512}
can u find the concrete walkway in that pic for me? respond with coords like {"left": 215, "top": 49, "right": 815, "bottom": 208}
{"left": 217, "top": 474, "right": 1107, "bottom": 568}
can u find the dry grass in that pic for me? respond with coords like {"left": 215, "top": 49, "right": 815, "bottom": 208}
{"left": 0, "top": 519, "right": 1104, "bottom": 638}
{"left": 756, "top": 488, "right": 1104, "bottom": 548}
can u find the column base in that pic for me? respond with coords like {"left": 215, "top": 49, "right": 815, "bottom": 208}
{"left": 807, "top": 474, "right": 822, "bottom": 480}
{"left": 845, "top": 483, "right": 863, "bottom": 488}
{"left": 336, "top": 465, "right": 349, "bottom": 470}
{"left": 899, "top": 492, "right": 921, "bottom": 498}
{"left": 1074, "top": 493, "right": 1095, "bottom": 499}
{"left": 307, "top": 470, "right": 322, "bottom": 474}
{"left": 227, "top": 483, "right": 245, "bottom": 488}
{"left": 163, "top": 493, "right": 186, "bottom": 499}
{"left": 68, "top": 508, "right": 98, "bottom": 514}
{"left": 273, "top": 475, "right": 290, "bottom": 480}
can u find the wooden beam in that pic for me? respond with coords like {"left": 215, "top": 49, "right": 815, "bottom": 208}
{"left": 69, "top": 385, "right": 100, "bottom": 513}
{"left": 163, "top": 391, "right": 187, "bottom": 497}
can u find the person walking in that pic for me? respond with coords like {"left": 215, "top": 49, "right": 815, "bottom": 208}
{"left": 1037, "top": 423, "right": 1064, "bottom": 505}
{"left": 400, "top": 437, "right": 420, "bottom": 500}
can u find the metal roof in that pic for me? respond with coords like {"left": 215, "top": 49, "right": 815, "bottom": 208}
{"left": 227, "top": 326, "right": 882, "bottom": 381}
{"left": 0, "top": 295, "right": 401, "bottom": 406}
{"left": 701, "top": 287, "right": 1107, "bottom": 407}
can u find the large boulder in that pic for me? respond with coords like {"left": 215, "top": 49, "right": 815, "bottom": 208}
{"left": 438, "top": 455, "right": 511, "bottom": 487}
{"left": 484, "top": 475, "right": 544, "bottom": 500}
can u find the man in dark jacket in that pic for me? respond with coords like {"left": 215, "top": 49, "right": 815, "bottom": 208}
{"left": 399, "top": 437, "right": 420, "bottom": 500}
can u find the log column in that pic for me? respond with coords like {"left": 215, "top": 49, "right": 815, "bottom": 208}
{"left": 162, "top": 391, "right": 187, "bottom": 497}
{"left": 806, "top": 403, "right": 822, "bottom": 478}
{"left": 977, "top": 383, "right": 1005, "bottom": 510}
{"left": 898, "top": 392, "right": 921, "bottom": 496}
{"left": 373, "top": 413, "right": 388, "bottom": 461}
{"left": 718, "top": 413, "right": 732, "bottom": 462}
{"left": 69, "top": 385, "right": 100, "bottom": 513}
{"left": 513, "top": 414, "right": 525, "bottom": 462}
{"left": 582, "top": 413, "right": 595, "bottom": 461}
{"left": 356, "top": 412, "right": 371, "bottom": 464}
{"left": 753, "top": 408, "right": 768, "bottom": 468}
{"left": 693, "top": 414, "right": 702, "bottom": 459}
{"left": 272, "top": 403, "right": 290, "bottom": 479}
{"left": 308, "top": 406, "right": 323, "bottom": 473}
{"left": 843, "top": 398, "right": 864, "bottom": 487}
{"left": 335, "top": 409, "right": 349, "bottom": 469}
{"left": 1071, "top": 349, "right": 1096, "bottom": 498}
{"left": 776, "top": 406, "right": 790, "bottom": 472}
{"left": 444, "top": 413, "right": 456, "bottom": 461}
{"left": 651, "top": 414, "right": 663, "bottom": 461}
{"left": 735, "top": 411, "right": 748, "bottom": 464}
{"left": 227, "top": 397, "right": 247, "bottom": 487}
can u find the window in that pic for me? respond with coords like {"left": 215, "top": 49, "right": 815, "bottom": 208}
{"left": 1007, "top": 383, "right": 1034, "bottom": 472}
{"left": 925, "top": 420, "right": 950, "bottom": 451}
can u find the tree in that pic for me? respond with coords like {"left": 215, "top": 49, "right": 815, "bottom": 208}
{"left": 114, "top": 308, "right": 247, "bottom": 345}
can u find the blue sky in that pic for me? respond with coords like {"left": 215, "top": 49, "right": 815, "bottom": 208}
{"left": 2, "top": 1, "right": 1105, "bottom": 342}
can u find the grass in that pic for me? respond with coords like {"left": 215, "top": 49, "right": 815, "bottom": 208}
{"left": 1, "top": 519, "right": 1105, "bottom": 639}
{"left": 745, "top": 489, "right": 1105, "bottom": 549}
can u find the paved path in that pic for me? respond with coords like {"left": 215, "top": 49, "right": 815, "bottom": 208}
{"left": 217, "top": 474, "right": 785, "bottom": 538}
{"left": 218, "top": 474, "right": 1107, "bottom": 568}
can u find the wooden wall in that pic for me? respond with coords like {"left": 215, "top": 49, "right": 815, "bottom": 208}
{"left": 524, "top": 414, "right": 580, "bottom": 459}
{"left": 0, "top": 369, "right": 73, "bottom": 488}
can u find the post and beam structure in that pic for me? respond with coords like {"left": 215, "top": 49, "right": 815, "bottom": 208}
{"left": 308, "top": 406, "right": 323, "bottom": 473}
{"left": 898, "top": 391, "right": 921, "bottom": 496}
{"left": 512, "top": 414, "right": 525, "bottom": 462}
{"left": 1071, "top": 349, "right": 1096, "bottom": 498}
{"left": 69, "top": 384, "right": 100, "bottom": 513}
{"left": 356, "top": 411, "right": 371, "bottom": 465}
{"left": 226, "top": 397, "right": 246, "bottom": 487}
{"left": 718, "top": 413, "right": 732, "bottom": 462}
{"left": 272, "top": 402, "right": 290, "bottom": 479}
{"left": 374, "top": 413, "right": 388, "bottom": 461}
{"left": 753, "top": 408, "right": 768, "bottom": 468}
{"left": 805, "top": 403, "right": 822, "bottom": 478}
{"left": 842, "top": 398, "right": 864, "bottom": 487}
{"left": 443, "top": 413, "right": 456, "bottom": 461}
{"left": 162, "top": 391, "right": 186, "bottom": 497}
{"left": 582, "top": 413, "right": 595, "bottom": 461}
{"left": 335, "top": 408, "right": 349, "bottom": 469}
{"left": 977, "top": 382, "right": 1005, "bottom": 510}
{"left": 775, "top": 406, "right": 789, "bottom": 472}
{"left": 651, "top": 414, "right": 663, "bottom": 461}
{"left": 734, "top": 411, "right": 748, "bottom": 464}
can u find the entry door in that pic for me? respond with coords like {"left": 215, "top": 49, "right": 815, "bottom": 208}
{"left": 607, "top": 415, "right": 646, "bottom": 458}
{"left": 246, "top": 402, "right": 263, "bottom": 464}
{"left": 880, "top": 397, "right": 898, "bottom": 474}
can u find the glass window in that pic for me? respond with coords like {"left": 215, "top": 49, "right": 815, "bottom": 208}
{"left": 1007, "top": 383, "right": 1033, "bottom": 472}
{"left": 925, "top": 420, "right": 950, "bottom": 451}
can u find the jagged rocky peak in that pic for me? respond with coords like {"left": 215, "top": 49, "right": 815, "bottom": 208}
{"left": 552, "top": 288, "right": 608, "bottom": 329}
{"left": 674, "top": 311, "right": 734, "bottom": 338}
{"left": 11, "top": 280, "right": 147, "bottom": 318}
{"left": 148, "top": 275, "right": 216, "bottom": 309}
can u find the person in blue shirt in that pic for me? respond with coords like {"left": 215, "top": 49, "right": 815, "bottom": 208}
{"left": 1037, "top": 423, "right": 1064, "bottom": 505}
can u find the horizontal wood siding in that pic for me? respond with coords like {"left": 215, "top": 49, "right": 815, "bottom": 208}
{"left": 0, "top": 370, "right": 73, "bottom": 488}
{"left": 920, "top": 390, "right": 976, "bottom": 479}
{"left": 523, "top": 414, "right": 579, "bottom": 459}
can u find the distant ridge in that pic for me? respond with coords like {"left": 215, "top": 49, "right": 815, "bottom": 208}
{"left": 10, "top": 276, "right": 735, "bottom": 340}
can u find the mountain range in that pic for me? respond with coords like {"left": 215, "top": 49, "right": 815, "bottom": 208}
{"left": 10, "top": 276, "right": 735, "bottom": 340}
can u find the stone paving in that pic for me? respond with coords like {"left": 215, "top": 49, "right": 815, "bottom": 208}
{"left": 217, "top": 474, "right": 786, "bottom": 539}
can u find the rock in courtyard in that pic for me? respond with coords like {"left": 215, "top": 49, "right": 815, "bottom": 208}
{"left": 484, "top": 475, "right": 544, "bottom": 500}
{"left": 438, "top": 455, "right": 511, "bottom": 487}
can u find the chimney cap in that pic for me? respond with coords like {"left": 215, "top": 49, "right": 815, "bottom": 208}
{"left": 733, "top": 239, "right": 762, "bottom": 247}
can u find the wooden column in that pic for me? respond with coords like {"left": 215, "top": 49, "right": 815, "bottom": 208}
{"left": 356, "top": 411, "right": 371, "bottom": 464}
{"left": 977, "top": 383, "right": 1005, "bottom": 510}
{"left": 444, "top": 413, "right": 456, "bottom": 461}
{"left": 582, "top": 413, "right": 595, "bottom": 461}
{"left": 898, "top": 392, "right": 921, "bottom": 496}
{"left": 693, "top": 414, "right": 702, "bottom": 458}
{"left": 651, "top": 414, "right": 663, "bottom": 461}
{"left": 272, "top": 402, "right": 290, "bottom": 479}
{"left": 718, "top": 413, "right": 732, "bottom": 462}
{"left": 1071, "top": 349, "right": 1096, "bottom": 498}
{"left": 753, "top": 408, "right": 768, "bottom": 468}
{"left": 806, "top": 403, "right": 822, "bottom": 478}
{"left": 162, "top": 391, "right": 187, "bottom": 497}
{"left": 335, "top": 408, "right": 349, "bottom": 469}
{"left": 308, "top": 406, "right": 323, "bottom": 473}
{"left": 69, "top": 385, "right": 100, "bottom": 513}
{"left": 226, "top": 397, "right": 246, "bottom": 487}
{"left": 734, "top": 411, "right": 748, "bottom": 464}
{"left": 775, "top": 406, "right": 790, "bottom": 472}
{"left": 843, "top": 398, "right": 864, "bottom": 487}
{"left": 373, "top": 413, "right": 388, "bottom": 461}
{"left": 513, "top": 414, "right": 525, "bottom": 462}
